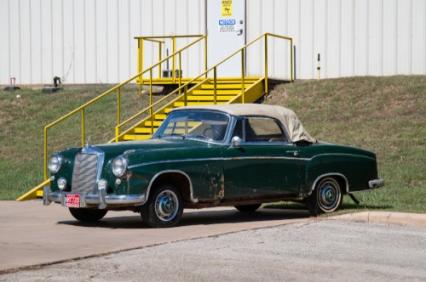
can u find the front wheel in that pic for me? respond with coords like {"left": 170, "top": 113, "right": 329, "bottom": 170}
{"left": 141, "top": 184, "right": 183, "bottom": 228}
{"left": 235, "top": 204, "right": 261, "bottom": 213}
{"left": 69, "top": 208, "right": 108, "bottom": 222}
{"left": 305, "top": 177, "right": 342, "bottom": 216}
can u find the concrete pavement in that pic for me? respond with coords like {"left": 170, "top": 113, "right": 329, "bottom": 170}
{"left": 0, "top": 200, "right": 311, "bottom": 273}
{"left": 2, "top": 219, "right": 425, "bottom": 282}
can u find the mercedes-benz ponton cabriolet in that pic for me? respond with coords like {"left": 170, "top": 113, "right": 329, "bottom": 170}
{"left": 43, "top": 104, "right": 384, "bottom": 227}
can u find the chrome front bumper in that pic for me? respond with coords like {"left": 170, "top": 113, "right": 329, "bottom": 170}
{"left": 368, "top": 178, "right": 384, "bottom": 189}
{"left": 43, "top": 187, "right": 145, "bottom": 209}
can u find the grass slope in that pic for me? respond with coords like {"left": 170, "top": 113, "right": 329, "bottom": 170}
{"left": 266, "top": 76, "right": 425, "bottom": 212}
{"left": 0, "top": 85, "right": 151, "bottom": 199}
{"left": 0, "top": 76, "right": 425, "bottom": 213}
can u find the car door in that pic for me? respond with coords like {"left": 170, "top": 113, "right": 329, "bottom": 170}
{"left": 223, "top": 116, "right": 303, "bottom": 199}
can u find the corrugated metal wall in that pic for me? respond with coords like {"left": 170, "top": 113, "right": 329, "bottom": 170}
{"left": 0, "top": 0, "right": 205, "bottom": 85}
{"left": 247, "top": 0, "right": 426, "bottom": 79}
{"left": 1, "top": 0, "right": 425, "bottom": 84}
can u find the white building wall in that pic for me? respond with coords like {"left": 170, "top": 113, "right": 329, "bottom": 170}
{"left": 1, "top": 0, "right": 425, "bottom": 84}
{"left": 246, "top": 0, "right": 426, "bottom": 79}
{"left": 0, "top": 0, "right": 206, "bottom": 85}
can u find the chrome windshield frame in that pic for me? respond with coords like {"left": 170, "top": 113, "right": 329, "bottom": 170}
{"left": 152, "top": 109, "right": 233, "bottom": 145}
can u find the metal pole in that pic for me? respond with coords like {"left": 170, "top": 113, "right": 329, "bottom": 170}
{"left": 172, "top": 37, "right": 176, "bottom": 82}
{"left": 158, "top": 42, "right": 162, "bottom": 79}
{"left": 290, "top": 39, "right": 294, "bottom": 81}
{"left": 213, "top": 67, "right": 217, "bottom": 105}
{"left": 264, "top": 34, "right": 269, "bottom": 94}
{"left": 43, "top": 127, "right": 48, "bottom": 179}
{"left": 178, "top": 51, "right": 182, "bottom": 94}
{"left": 150, "top": 69, "right": 154, "bottom": 134}
{"left": 139, "top": 39, "right": 144, "bottom": 82}
{"left": 241, "top": 49, "right": 245, "bottom": 103}
{"left": 81, "top": 108, "right": 85, "bottom": 146}
{"left": 204, "top": 36, "right": 208, "bottom": 78}
{"left": 116, "top": 88, "right": 121, "bottom": 126}
{"left": 115, "top": 126, "right": 119, "bottom": 142}
{"left": 184, "top": 85, "right": 188, "bottom": 106}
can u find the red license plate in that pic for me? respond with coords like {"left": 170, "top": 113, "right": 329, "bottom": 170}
{"left": 65, "top": 194, "right": 80, "bottom": 208}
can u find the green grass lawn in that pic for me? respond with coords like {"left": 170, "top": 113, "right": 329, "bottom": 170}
{"left": 1, "top": 76, "right": 425, "bottom": 213}
{"left": 0, "top": 84, "right": 153, "bottom": 199}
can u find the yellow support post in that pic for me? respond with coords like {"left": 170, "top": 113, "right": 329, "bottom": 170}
{"left": 43, "top": 127, "right": 48, "bottom": 179}
{"left": 290, "top": 38, "right": 294, "bottom": 81}
{"left": 116, "top": 88, "right": 121, "bottom": 126}
{"left": 178, "top": 51, "right": 182, "bottom": 93}
{"left": 149, "top": 69, "right": 154, "bottom": 134}
{"left": 172, "top": 36, "right": 176, "bottom": 82}
{"left": 81, "top": 108, "right": 85, "bottom": 146}
{"left": 138, "top": 38, "right": 144, "bottom": 82}
{"left": 213, "top": 67, "right": 217, "bottom": 105}
{"left": 184, "top": 85, "right": 188, "bottom": 106}
{"left": 241, "top": 49, "right": 245, "bottom": 103}
{"left": 158, "top": 42, "right": 162, "bottom": 79}
{"left": 204, "top": 36, "right": 208, "bottom": 78}
{"left": 115, "top": 126, "right": 119, "bottom": 142}
{"left": 264, "top": 34, "right": 269, "bottom": 94}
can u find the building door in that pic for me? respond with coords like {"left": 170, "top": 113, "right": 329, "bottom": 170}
{"left": 206, "top": 0, "right": 246, "bottom": 77}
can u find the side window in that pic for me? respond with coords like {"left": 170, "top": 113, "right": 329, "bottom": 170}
{"left": 245, "top": 117, "right": 287, "bottom": 142}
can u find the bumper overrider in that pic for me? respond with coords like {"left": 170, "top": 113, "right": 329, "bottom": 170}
{"left": 368, "top": 178, "right": 384, "bottom": 189}
{"left": 43, "top": 186, "right": 146, "bottom": 209}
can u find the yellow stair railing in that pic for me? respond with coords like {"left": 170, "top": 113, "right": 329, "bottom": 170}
{"left": 17, "top": 35, "right": 207, "bottom": 201}
{"left": 18, "top": 32, "right": 294, "bottom": 201}
{"left": 113, "top": 33, "right": 294, "bottom": 141}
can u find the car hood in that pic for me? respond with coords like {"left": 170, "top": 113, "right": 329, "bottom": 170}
{"left": 89, "top": 138, "right": 215, "bottom": 160}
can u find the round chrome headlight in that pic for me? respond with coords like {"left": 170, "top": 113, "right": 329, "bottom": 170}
{"left": 48, "top": 155, "right": 63, "bottom": 174}
{"left": 57, "top": 177, "right": 67, "bottom": 190}
{"left": 112, "top": 156, "right": 127, "bottom": 177}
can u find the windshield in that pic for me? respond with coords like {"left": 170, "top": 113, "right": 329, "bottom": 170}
{"left": 154, "top": 110, "right": 230, "bottom": 142}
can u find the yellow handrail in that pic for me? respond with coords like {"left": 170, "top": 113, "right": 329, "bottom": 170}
{"left": 113, "top": 33, "right": 294, "bottom": 141}
{"left": 42, "top": 35, "right": 207, "bottom": 179}
{"left": 135, "top": 34, "right": 207, "bottom": 82}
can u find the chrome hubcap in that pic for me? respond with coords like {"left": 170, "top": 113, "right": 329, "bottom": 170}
{"left": 154, "top": 190, "right": 179, "bottom": 222}
{"left": 318, "top": 179, "right": 341, "bottom": 212}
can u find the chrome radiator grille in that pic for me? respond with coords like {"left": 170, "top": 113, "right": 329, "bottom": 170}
{"left": 71, "top": 153, "right": 98, "bottom": 194}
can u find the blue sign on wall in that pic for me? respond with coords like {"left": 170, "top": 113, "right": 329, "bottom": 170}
{"left": 219, "top": 19, "right": 236, "bottom": 26}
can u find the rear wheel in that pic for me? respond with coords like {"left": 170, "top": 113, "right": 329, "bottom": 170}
{"left": 305, "top": 177, "right": 342, "bottom": 216}
{"left": 141, "top": 184, "right": 183, "bottom": 228}
{"left": 69, "top": 208, "right": 108, "bottom": 222}
{"left": 235, "top": 204, "right": 261, "bottom": 213}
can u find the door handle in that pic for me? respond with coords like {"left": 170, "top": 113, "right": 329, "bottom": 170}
{"left": 286, "top": 150, "right": 299, "bottom": 157}
{"left": 236, "top": 29, "right": 243, "bottom": 36}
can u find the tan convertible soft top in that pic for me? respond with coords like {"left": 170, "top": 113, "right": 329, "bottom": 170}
{"left": 173, "top": 104, "right": 317, "bottom": 143}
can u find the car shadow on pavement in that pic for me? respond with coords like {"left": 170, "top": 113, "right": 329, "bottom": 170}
{"left": 57, "top": 208, "right": 311, "bottom": 229}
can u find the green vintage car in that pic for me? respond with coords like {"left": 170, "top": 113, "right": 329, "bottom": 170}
{"left": 43, "top": 104, "right": 383, "bottom": 227}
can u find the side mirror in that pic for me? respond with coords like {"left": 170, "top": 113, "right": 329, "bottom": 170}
{"left": 230, "top": 136, "right": 242, "bottom": 148}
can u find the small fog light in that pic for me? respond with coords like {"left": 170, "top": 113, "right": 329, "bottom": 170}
{"left": 98, "top": 179, "right": 108, "bottom": 191}
{"left": 57, "top": 178, "right": 67, "bottom": 190}
{"left": 115, "top": 178, "right": 122, "bottom": 186}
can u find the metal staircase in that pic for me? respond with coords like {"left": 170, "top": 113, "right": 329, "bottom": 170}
{"left": 17, "top": 33, "right": 294, "bottom": 201}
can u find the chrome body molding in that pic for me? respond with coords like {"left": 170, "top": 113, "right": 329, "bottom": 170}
{"left": 145, "top": 170, "right": 198, "bottom": 205}
{"left": 309, "top": 173, "right": 350, "bottom": 195}
{"left": 43, "top": 188, "right": 145, "bottom": 208}
{"left": 368, "top": 178, "right": 384, "bottom": 189}
{"left": 128, "top": 156, "right": 311, "bottom": 170}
